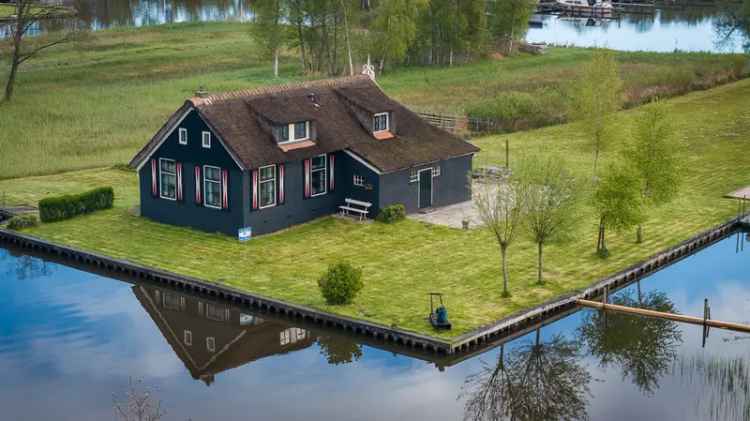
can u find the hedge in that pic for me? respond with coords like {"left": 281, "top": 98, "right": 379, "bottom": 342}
{"left": 39, "top": 187, "right": 114, "bottom": 223}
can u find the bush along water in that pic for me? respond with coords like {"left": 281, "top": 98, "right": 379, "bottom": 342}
{"left": 39, "top": 187, "right": 114, "bottom": 223}
{"left": 7, "top": 214, "right": 38, "bottom": 230}
{"left": 376, "top": 204, "right": 406, "bottom": 223}
{"left": 318, "top": 262, "right": 364, "bottom": 305}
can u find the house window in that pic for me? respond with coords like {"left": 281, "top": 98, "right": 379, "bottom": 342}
{"left": 162, "top": 292, "right": 181, "bottom": 311}
{"left": 353, "top": 174, "right": 365, "bottom": 187}
{"left": 432, "top": 165, "right": 441, "bottom": 177}
{"left": 277, "top": 121, "right": 309, "bottom": 144}
{"left": 203, "top": 165, "right": 222, "bottom": 209}
{"left": 206, "top": 337, "right": 216, "bottom": 353}
{"left": 259, "top": 165, "right": 276, "bottom": 208}
{"left": 373, "top": 112, "right": 389, "bottom": 132}
{"left": 409, "top": 167, "right": 418, "bottom": 183}
{"left": 159, "top": 158, "right": 177, "bottom": 200}
{"left": 202, "top": 131, "right": 211, "bottom": 148}
{"left": 311, "top": 154, "right": 327, "bottom": 196}
{"left": 205, "top": 303, "right": 225, "bottom": 321}
{"left": 184, "top": 330, "right": 192, "bottom": 346}
{"left": 178, "top": 128, "right": 188, "bottom": 145}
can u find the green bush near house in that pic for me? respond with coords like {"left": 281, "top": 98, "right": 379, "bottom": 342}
{"left": 376, "top": 204, "right": 406, "bottom": 223}
{"left": 318, "top": 262, "right": 364, "bottom": 305}
{"left": 6, "top": 215, "right": 38, "bottom": 230}
{"left": 39, "top": 187, "right": 114, "bottom": 222}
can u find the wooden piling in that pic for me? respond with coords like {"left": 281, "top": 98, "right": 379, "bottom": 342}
{"left": 577, "top": 298, "right": 750, "bottom": 334}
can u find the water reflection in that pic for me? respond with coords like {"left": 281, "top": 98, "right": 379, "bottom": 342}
{"left": 578, "top": 288, "right": 683, "bottom": 395}
{"left": 461, "top": 327, "right": 591, "bottom": 421}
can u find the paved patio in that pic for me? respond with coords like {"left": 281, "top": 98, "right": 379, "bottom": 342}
{"left": 408, "top": 199, "right": 483, "bottom": 229}
{"left": 726, "top": 186, "right": 750, "bottom": 200}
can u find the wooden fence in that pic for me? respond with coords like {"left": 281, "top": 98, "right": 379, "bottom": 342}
{"left": 415, "top": 112, "right": 506, "bottom": 136}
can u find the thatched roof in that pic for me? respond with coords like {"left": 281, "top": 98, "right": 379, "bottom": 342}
{"left": 131, "top": 76, "right": 478, "bottom": 173}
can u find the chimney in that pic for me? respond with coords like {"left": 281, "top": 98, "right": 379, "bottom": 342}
{"left": 195, "top": 86, "right": 209, "bottom": 98}
{"left": 361, "top": 55, "right": 376, "bottom": 81}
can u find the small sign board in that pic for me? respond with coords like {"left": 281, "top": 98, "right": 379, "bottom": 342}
{"left": 238, "top": 227, "right": 252, "bottom": 242}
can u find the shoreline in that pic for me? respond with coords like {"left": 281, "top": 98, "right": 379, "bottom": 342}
{"left": 1, "top": 214, "right": 743, "bottom": 356}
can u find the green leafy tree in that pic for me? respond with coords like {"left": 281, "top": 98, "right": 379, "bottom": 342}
{"left": 250, "top": 0, "right": 289, "bottom": 78}
{"left": 371, "top": 0, "right": 424, "bottom": 70}
{"left": 570, "top": 50, "right": 623, "bottom": 177}
{"left": 625, "top": 100, "right": 680, "bottom": 243}
{"left": 593, "top": 164, "right": 644, "bottom": 257}
{"left": 474, "top": 175, "right": 528, "bottom": 297}
{"left": 489, "top": 0, "right": 536, "bottom": 55}
{"left": 520, "top": 157, "right": 580, "bottom": 284}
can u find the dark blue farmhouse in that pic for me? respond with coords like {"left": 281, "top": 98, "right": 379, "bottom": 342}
{"left": 129, "top": 76, "right": 479, "bottom": 237}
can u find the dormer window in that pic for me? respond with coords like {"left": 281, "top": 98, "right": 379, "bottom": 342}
{"left": 373, "top": 112, "right": 389, "bottom": 132}
{"left": 277, "top": 121, "right": 310, "bottom": 144}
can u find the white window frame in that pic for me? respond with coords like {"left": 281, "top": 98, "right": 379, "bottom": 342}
{"left": 259, "top": 164, "right": 277, "bottom": 209}
{"left": 178, "top": 128, "right": 188, "bottom": 145}
{"left": 183, "top": 330, "right": 192, "bottom": 346}
{"left": 202, "top": 131, "right": 211, "bottom": 149}
{"left": 206, "top": 337, "right": 216, "bottom": 353}
{"left": 373, "top": 112, "right": 389, "bottom": 132}
{"left": 159, "top": 158, "right": 177, "bottom": 201}
{"left": 432, "top": 165, "right": 441, "bottom": 177}
{"left": 353, "top": 174, "right": 365, "bottom": 187}
{"left": 310, "top": 154, "right": 328, "bottom": 197}
{"left": 278, "top": 121, "right": 310, "bottom": 145}
{"left": 203, "top": 165, "right": 222, "bottom": 209}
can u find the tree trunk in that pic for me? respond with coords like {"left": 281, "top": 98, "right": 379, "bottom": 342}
{"left": 341, "top": 0, "right": 354, "bottom": 76}
{"left": 296, "top": 19, "right": 307, "bottom": 73}
{"left": 273, "top": 49, "right": 279, "bottom": 78}
{"left": 597, "top": 216, "right": 607, "bottom": 255}
{"left": 3, "top": 57, "right": 19, "bottom": 103}
{"left": 537, "top": 241, "right": 544, "bottom": 284}
{"left": 500, "top": 244, "right": 510, "bottom": 297}
{"left": 636, "top": 224, "right": 643, "bottom": 244}
{"left": 4, "top": 19, "right": 23, "bottom": 103}
{"left": 593, "top": 142, "right": 600, "bottom": 179}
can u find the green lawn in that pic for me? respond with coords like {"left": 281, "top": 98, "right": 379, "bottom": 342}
{"left": 0, "top": 21, "right": 746, "bottom": 179}
{"left": 2, "top": 79, "right": 748, "bottom": 340}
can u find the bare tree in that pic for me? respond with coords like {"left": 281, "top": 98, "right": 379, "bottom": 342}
{"left": 2, "top": 0, "right": 78, "bottom": 102}
{"left": 113, "top": 378, "right": 165, "bottom": 421}
{"left": 474, "top": 174, "right": 527, "bottom": 298}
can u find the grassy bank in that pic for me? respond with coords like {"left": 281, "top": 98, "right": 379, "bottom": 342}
{"left": 2, "top": 79, "right": 748, "bottom": 339}
{"left": 1, "top": 21, "right": 747, "bottom": 179}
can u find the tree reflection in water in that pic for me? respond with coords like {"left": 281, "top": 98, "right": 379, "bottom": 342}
{"left": 715, "top": 0, "right": 750, "bottom": 51}
{"left": 317, "top": 336, "right": 363, "bottom": 365}
{"left": 578, "top": 286, "right": 683, "bottom": 395}
{"left": 677, "top": 352, "right": 750, "bottom": 421}
{"left": 461, "top": 328, "right": 591, "bottom": 421}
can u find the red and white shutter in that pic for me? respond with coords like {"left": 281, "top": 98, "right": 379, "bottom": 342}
{"left": 176, "top": 162, "right": 183, "bottom": 201}
{"left": 194, "top": 166, "right": 202, "bottom": 204}
{"left": 328, "top": 154, "right": 335, "bottom": 192}
{"left": 221, "top": 169, "right": 229, "bottom": 209}
{"left": 151, "top": 159, "right": 158, "bottom": 197}
{"left": 303, "top": 159, "right": 312, "bottom": 198}
{"left": 251, "top": 169, "right": 259, "bottom": 210}
{"left": 278, "top": 164, "right": 285, "bottom": 204}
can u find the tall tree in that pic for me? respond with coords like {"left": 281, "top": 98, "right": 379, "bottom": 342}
{"left": 250, "top": 0, "right": 288, "bottom": 78}
{"left": 570, "top": 50, "right": 623, "bottom": 178}
{"left": 474, "top": 174, "right": 527, "bottom": 297}
{"left": 625, "top": 100, "right": 680, "bottom": 243}
{"left": 520, "top": 157, "right": 580, "bottom": 284}
{"left": 489, "top": 0, "right": 536, "bottom": 55}
{"left": 371, "top": 0, "right": 424, "bottom": 70}
{"left": 2, "top": 0, "right": 78, "bottom": 102}
{"left": 593, "top": 164, "right": 644, "bottom": 258}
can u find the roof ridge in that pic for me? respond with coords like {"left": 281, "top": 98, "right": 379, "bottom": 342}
{"left": 190, "top": 75, "right": 372, "bottom": 107}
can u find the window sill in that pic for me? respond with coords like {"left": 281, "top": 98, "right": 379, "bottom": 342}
{"left": 278, "top": 140, "right": 316, "bottom": 152}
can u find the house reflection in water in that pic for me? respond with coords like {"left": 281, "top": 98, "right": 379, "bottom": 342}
{"left": 133, "top": 285, "right": 315, "bottom": 385}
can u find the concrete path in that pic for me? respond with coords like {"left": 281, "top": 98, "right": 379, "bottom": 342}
{"left": 408, "top": 200, "right": 483, "bottom": 229}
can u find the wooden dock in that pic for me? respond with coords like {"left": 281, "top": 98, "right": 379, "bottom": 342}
{"left": 577, "top": 299, "right": 750, "bottom": 334}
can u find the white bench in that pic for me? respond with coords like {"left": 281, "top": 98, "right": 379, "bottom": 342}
{"left": 339, "top": 198, "right": 372, "bottom": 221}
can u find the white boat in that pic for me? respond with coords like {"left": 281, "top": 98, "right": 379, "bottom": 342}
{"left": 554, "top": 0, "right": 613, "bottom": 16}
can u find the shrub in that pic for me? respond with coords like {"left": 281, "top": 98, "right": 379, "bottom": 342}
{"left": 466, "top": 89, "right": 568, "bottom": 133}
{"left": 39, "top": 186, "right": 114, "bottom": 223}
{"left": 6, "top": 214, "right": 38, "bottom": 230}
{"left": 318, "top": 262, "right": 364, "bottom": 305}
{"left": 376, "top": 204, "right": 406, "bottom": 223}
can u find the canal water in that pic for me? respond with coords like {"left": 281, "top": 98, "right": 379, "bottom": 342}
{"left": 3, "top": 1, "right": 748, "bottom": 53}
{"left": 1, "top": 230, "right": 749, "bottom": 421}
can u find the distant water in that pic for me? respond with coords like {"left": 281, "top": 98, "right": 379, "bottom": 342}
{"left": 1, "top": 230, "right": 750, "bottom": 420}
{"left": 527, "top": 8, "right": 749, "bottom": 53}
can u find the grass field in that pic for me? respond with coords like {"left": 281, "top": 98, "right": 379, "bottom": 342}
{"left": 0, "top": 21, "right": 746, "bottom": 179}
{"left": 2, "top": 79, "right": 748, "bottom": 339}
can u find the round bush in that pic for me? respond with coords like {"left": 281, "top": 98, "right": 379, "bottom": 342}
{"left": 318, "top": 262, "right": 364, "bottom": 305}
{"left": 376, "top": 204, "right": 406, "bottom": 223}
{"left": 6, "top": 214, "right": 38, "bottom": 230}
